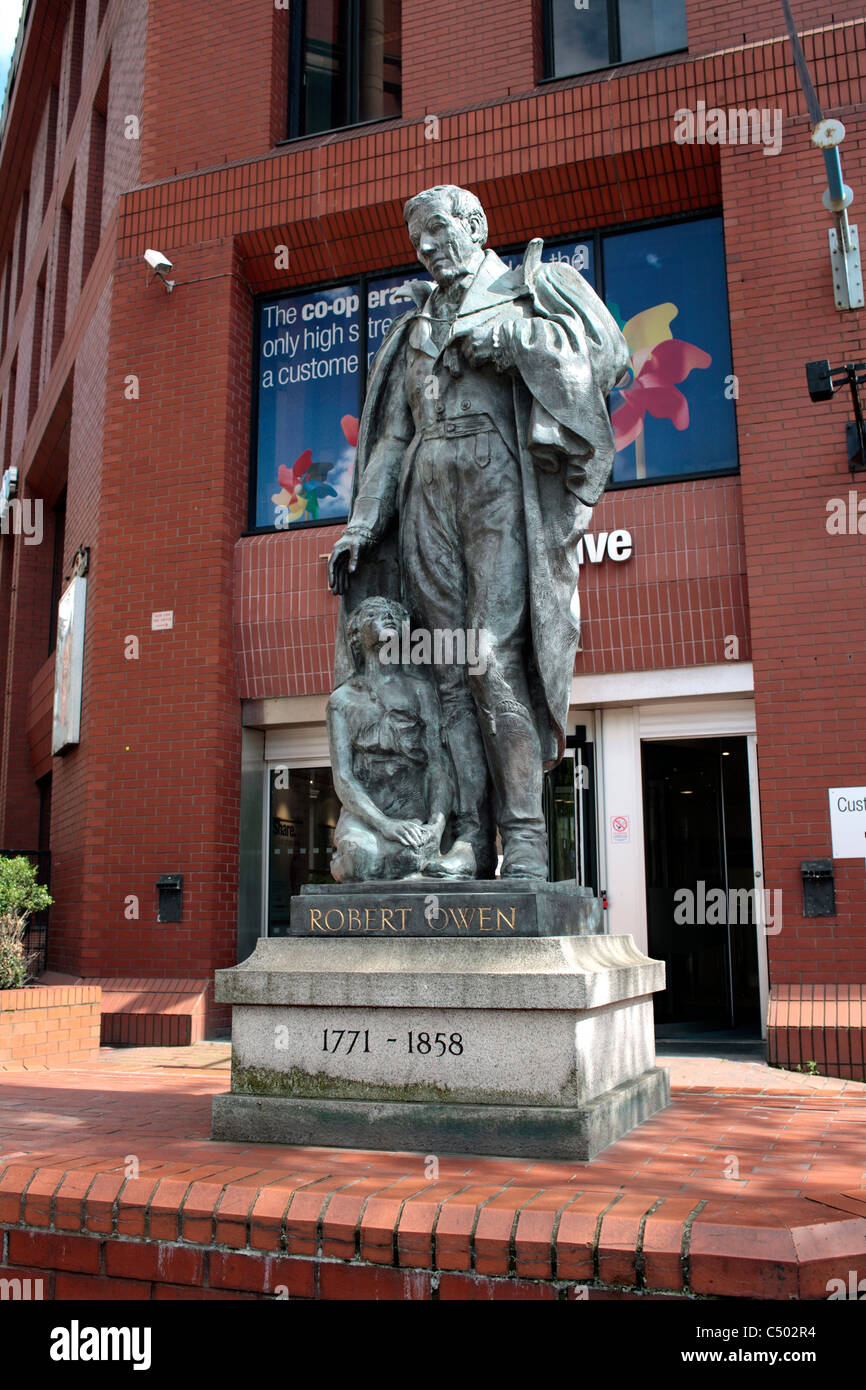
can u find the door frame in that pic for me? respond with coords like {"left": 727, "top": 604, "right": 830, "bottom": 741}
{"left": 591, "top": 695, "right": 767, "bottom": 1037}
{"left": 746, "top": 733, "right": 769, "bottom": 1035}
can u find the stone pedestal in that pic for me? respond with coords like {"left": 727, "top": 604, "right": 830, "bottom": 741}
{"left": 212, "top": 922, "right": 669, "bottom": 1161}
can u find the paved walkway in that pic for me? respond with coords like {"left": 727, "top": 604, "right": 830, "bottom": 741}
{"left": 1, "top": 1046, "right": 863, "bottom": 1200}
{"left": 1, "top": 1047, "right": 864, "bottom": 1300}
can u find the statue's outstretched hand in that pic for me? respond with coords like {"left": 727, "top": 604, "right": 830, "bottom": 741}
{"left": 328, "top": 530, "right": 369, "bottom": 595}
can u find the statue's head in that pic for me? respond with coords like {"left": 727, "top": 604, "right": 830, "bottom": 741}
{"left": 346, "top": 596, "right": 408, "bottom": 669}
{"left": 403, "top": 185, "right": 487, "bottom": 288}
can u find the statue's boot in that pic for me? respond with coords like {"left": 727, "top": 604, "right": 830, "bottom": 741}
{"left": 423, "top": 839, "right": 477, "bottom": 879}
{"left": 444, "top": 709, "right": 497, "bottom": 878}
{"left": 481, "top": 705, "right": 548, "bottom": 880}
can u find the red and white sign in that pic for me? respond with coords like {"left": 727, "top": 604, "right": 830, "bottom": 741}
{"left": 610, "top": 814, "right": 630, "bottom": 844}
{"left": 151, "top": 610, "right": 174, "bottom": 631}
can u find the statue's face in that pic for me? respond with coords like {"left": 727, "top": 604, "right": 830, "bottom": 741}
{"left": 361, "top": 606, "right": 400, "bottom": 654}
{"left": 406, "top": 198, "right": 483, "bottom": 286}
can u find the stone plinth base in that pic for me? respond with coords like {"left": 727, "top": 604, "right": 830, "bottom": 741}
{"left": 213, "top": 933, "right": 669, "bottom": 1160}
{"left": 212, "top": 1068, "right": 669, "bottom": 1161}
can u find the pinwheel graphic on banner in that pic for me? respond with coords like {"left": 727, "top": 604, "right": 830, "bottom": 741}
{"left": 610, "top": 302, "right": 712, "bottom": 479}
{"left": 271, "top": 414, "right": 359, "bottom": 524}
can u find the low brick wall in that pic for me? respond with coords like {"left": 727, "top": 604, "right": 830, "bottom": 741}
{"left": 33, "top": 974, "right": 212, "bottom": 1047}
{"left": 0, "top": 987, "right": 102, "bottom": 1069}
{"left": 768, "top": 984, "right": 866, "bottom": 1081}
{"left": 1, "top": 1161, "right": 865, "bottom": 1300}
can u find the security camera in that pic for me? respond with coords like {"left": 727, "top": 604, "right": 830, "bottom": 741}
{"left": 144, "top": 248, "right": 175, "bottom": 293}
{"left": 144, "top": 248, "right": 172, "bottom": 274}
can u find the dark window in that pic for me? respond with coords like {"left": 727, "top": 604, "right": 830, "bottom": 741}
{"left": 28, "top": 266, "right": 46, "bottom": 425}
{"left": 3, "top": 357, "right": 16, "bottom": 469}
{"left": 289, "top": 0, "right": 401, "bottom": 138}
{"left": 82, "top": 61, "right": 109, "bottom": 287}
{"left": 0, "top": 253, "right": 12, "bottom": 361}
{"left": 15, "top": 188, "right": 29, "bottom": 309}
{"left": 81, "top": 107, "right": 107, "bottom": 285}
{"left": 52, "top": 179, "right": 74, "bottom": 366}
{"left": 66, "top": 0, "right": 87, "bottom": 136}
{"left": 41, "top": 86, "right": 59, "bottom": 216}
{"left": 544, "top": 0, "right": 686, "bottom": 79}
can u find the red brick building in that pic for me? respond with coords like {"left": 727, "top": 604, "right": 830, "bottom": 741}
{"left": 1, "top": 0, "right": 864, "bottom": 1070}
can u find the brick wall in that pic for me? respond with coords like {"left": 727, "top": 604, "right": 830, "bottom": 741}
{"left": 686, "top": 0, "right": 866, "bottom": 58}
{"left": 402, "top": 0, "right": 537, "bottom": 118}
{"left": 0, "top": 0, "right": 145, "bottom": 866}
{"left": 42, "top": 239, "right": 248, "bottom": 1011}
{"left": 0, "top": 985, "right": 101, "bottom": 1067}
{"left": 140, "top": 0, "right": 290, "bottom": 181}
{"left": 720, "top": 110, "right": 866, "bottom": 984}
{"left": 0, "top": 1157, "right": 861, "bottom": 1299}
{"left": 0, "top": 502, "right": 57, "bottom": 845}
{"left": 232, "top": 477, "right": 750, "bottom": 700}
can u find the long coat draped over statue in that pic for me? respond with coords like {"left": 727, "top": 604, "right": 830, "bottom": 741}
{"left": 334, "top": 241, "right": 630, "bottom": 769}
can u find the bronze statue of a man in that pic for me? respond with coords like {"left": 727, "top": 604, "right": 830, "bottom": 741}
{"left": 329, "top": 184, "right": 628, "bottom": 880}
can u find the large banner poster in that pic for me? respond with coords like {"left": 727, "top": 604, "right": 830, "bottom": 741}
{"left": 252, "top": 219, "right": 736, "bottom": 526}
{"left": 254, "top": 276, "right": 421, "bottom": 530}
{"left": 254, "top": 284, "right": 362, "bottom": 530}
{"left": 605, "top": 218, "right": 737, "bottom": 483}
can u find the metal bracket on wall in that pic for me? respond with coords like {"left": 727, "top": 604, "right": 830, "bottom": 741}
{"left": 829, "top": 223, "right": 865, "bottom": 312}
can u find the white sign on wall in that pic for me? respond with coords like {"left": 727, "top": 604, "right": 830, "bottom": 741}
{"left": 52, "top": 576, "right": 87, "bottom": 754}
{"left": 610, "top": 814, "right": 630, "bottom": 844}
{"left": 576, "top": 530, "right": 634, "bottom": 566}
{"left": 828, "top": 787, "right": 866, "bottom": 859}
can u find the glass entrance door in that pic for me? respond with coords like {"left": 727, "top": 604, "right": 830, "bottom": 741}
{"left": 267, "top": 766, "right": 341, "bottom": 936}
{"left": 544, "top": 731, "right": 598, "bottom": 889}
{"left": 641, "top": 736, "right": 760, "bottom": 1031}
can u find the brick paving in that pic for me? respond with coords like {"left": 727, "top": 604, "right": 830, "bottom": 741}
{"left": 0, "top": 1047, "right": 864, "bottom": 1299}
{"left": 1, "top": 1046, "right": 864, "bottom": 1197}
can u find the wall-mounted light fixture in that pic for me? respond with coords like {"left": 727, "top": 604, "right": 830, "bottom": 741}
{"left": 805, "top": 360, "right": 866, "bottom": 471}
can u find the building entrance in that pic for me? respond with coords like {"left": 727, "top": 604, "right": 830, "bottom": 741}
{"left": 642, "top": 737, "right": 761, "bottom": 1032}
{"left": 544, "top": 730, "right": 598, "bottom": 890}
{"left": 267, "top": 767, "right": 341, "bottom": 936}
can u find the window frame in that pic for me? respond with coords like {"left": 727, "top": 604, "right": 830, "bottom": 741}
{"left": 286, "top": 0, "right": 402, "bottom": 142}
{"left": 245, "top": 209, "right": 738, "bottom": 535}
{"left": 540, "top": 0, "right": 687, "bottom": 82}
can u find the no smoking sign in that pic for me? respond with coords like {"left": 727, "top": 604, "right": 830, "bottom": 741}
{"left": 610, "top": 815, "right": 630, "bottom": 844}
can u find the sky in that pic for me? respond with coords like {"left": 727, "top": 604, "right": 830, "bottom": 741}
{"left": 0, "top": 0, "right": 25, "bottom": 108}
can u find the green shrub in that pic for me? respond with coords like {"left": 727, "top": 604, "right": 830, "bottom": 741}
{"left": 0, "top": 856, "right": 53, "bottom": 990}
